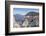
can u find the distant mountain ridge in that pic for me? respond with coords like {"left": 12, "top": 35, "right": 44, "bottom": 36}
{"left": 14, "top": 14, "right": 25, "bottom": 21}
{"left": 25, "top": 12, "right": 39, "bottom": 16}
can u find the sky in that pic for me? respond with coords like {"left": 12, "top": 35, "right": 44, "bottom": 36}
{"left": 13, "top": 8, "right": 39, "bottom": 15}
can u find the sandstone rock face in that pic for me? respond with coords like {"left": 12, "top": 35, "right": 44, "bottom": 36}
{"left": 13, "top": 15, "right": 39, "bottom": 27}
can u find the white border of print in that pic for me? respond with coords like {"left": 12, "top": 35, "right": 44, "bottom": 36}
{"left": 9, "top": 5, "right": 43, "bottom": 33}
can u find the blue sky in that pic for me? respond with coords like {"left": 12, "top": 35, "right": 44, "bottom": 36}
{"left": 13, "top": 8, "right": 39, "bottom": 15}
